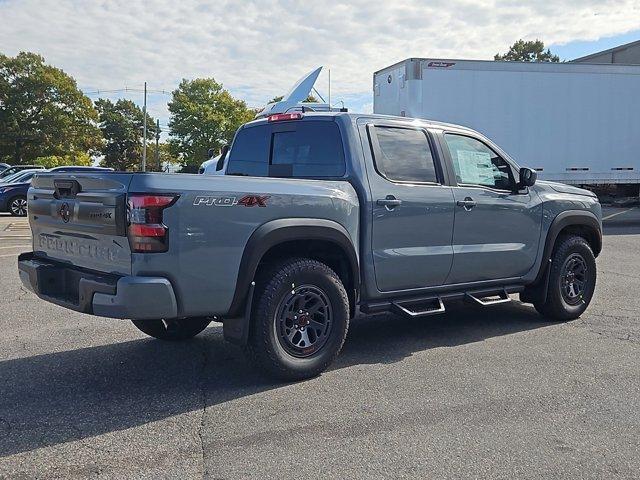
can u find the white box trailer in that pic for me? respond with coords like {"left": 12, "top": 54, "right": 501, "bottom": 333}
{"left": 373, "top": 58, "right": 640, "bottom": 185}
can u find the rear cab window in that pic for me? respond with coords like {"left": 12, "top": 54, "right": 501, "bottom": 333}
{"left": 368, "top": 126, "right": 440, "bottom": 183}
{"left": 226, "top": 120, "right": 346, "bottom": 178}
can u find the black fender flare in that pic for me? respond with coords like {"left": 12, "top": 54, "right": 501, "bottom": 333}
{"left": 223, "top": 218, "right": 359, "bottom": 345}
{"left": 523, "top": 210, "right": 602, "bottom": 304}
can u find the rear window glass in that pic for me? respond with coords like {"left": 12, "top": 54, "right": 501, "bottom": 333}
{"left": 271, "top": 122, "right": 345, "bottom": 178}
{"left": 226, "top": 126, "right": 271, "bottom": 176}
{"left": 226, "top": 121, "right": 345, "bottom": 178}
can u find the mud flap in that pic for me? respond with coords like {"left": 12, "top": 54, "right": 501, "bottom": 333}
{"left": 520, "top": 258, "right": 552, "bottom": 305}
{"left": 223, "top": 282, "right": 255, "bottom": 345}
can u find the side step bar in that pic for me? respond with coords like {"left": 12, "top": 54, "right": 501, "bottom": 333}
{"left": 361, "top": 285, "right": 522, "bottom": 319}
{"left": 391, "top": 297, "right": 445, "bottom": 318}
{"left": 465, "top": 289, "right": 511, "bottom": 306}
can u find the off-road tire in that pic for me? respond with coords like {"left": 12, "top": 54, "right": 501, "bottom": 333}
{"left": 534, "top": 235, "right": 596, "bottom": 321}
{"left": 245, "top": 258, "right": 350, "bottom": 381}
{"left": 131, "top": 317, "right": 211, "bottom": 341}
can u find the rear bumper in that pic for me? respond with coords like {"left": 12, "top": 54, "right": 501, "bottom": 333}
{"left": 18, "top": 252, "right": 178, "bottom": 320}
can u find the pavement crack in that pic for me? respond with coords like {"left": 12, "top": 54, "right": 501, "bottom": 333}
{"left": 0, "top": 416, "right": 11, "bottom": 433}
{"left": 197, "top": 342, "right": 208, "bottom": 479}
{"left": 601, "top": 269, "right": 640, "bottom": 280}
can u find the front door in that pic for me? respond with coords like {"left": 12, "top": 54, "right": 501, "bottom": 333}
{"left": 366, "top": 125, "right": 456, "bottom": 292}
{"left": 441, "top": 133, "right": 542, "bottom": 284}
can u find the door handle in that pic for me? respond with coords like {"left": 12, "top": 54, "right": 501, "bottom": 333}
{"left": 377, "top": 196, "right": 402, "bottom": 209}
{"left": 456, "top": 197, "right": 476, "bottom": 211}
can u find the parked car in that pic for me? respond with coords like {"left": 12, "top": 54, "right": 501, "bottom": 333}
{"left": 0, "top": 169, "right": 40, "bottom": 184}
{"left": 199, "top": 155, "right": 225, "bottom": 175}
{"left": 48, "top": 166, "right": 114, "bottom": 173}
{"left": 0, "top": 163, "right": 10, "bottom": 173}
{"left": 0, "top": 165, "right": 44, "bottom": 179}
{"left": 0, "top": 173, "right": 37, "bottom": 216}
{"left": 18, "top": 112, "right": 602, "bottom": 380}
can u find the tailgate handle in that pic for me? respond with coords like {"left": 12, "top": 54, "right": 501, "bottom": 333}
{"left": 54, "top": 179, "right": 82, "bottom": 199}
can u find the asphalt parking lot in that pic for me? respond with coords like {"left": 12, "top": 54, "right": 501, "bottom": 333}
{"left": 0, "top": 207, "right": 639, "bottom": 479}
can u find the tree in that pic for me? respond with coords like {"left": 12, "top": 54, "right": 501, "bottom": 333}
{"left": 146, "top": 142, "right": 179, "bottom": 172}
{"left": 34, "top": 152, "right": 92, "bottom": 168}
{"left": 168, "top": 78, "right": 254, "bottom": 169}
{"left": 95, "top": 98, "right": 157, "bottom": 171}
{"left": 494, "top": 39, "right": 560, "bottom": 62}
{"left": 0, "top": 52, "right": 102, "bottom": 164}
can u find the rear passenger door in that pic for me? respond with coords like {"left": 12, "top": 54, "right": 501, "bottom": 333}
{"left": 365, "top": 124, "right": 456, "bottom": 292}
{"left": 440, "top": 132, "right": 542, "bottom": 284}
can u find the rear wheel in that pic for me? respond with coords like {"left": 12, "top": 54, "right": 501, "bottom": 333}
{"left": 245, "top": 258, "right": 350, "bottom": 381}
{"left": 9, "top": 196, "right": 27, "bottom": 216}
{"left": 534, "top": 235, "right": 596, "bottom": 321}
{"left": 131, "top": 317, "right": 211, "bottom": 341}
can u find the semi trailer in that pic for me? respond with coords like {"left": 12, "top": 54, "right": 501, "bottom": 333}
{"left": 374, "top": 58, "right": 640, "bottom": 187}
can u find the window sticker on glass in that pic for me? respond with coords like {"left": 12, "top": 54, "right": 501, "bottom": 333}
{"left": 456, "top": 150, "right": 494, "bottom": 184}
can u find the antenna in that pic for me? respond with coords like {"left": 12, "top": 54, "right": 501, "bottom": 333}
{"left": 328, "top": 69, "right": 331, "bottom": 108}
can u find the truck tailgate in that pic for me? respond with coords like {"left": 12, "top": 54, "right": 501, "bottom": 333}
{"left": 28, "top": 173, "right": 134, "bottom": 275}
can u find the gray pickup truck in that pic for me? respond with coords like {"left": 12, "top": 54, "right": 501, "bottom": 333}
{"left": 18, "top": 112, "right": 602, "bottom": 380}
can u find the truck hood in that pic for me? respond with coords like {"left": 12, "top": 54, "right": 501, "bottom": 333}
{"left": 536, "top": 180, "right": 597, "bottom": 198}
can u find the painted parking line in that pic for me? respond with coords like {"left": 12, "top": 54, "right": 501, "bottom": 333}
{"left": 602, "top": 207, "right": 635, "bottom": 221}
{"left": 0, "top": 245, "right": 30, "bottom": 250}
{"left": 0, "top": 253, "right": 26, "bottom": 259}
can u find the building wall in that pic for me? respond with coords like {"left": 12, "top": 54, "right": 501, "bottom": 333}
{"left": 573, "top": 43, "right": 640, "bottom": 64}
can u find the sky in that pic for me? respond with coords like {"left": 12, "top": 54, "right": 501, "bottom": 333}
{"left": 1, "top": 0, "right": 639, "bottom": 132}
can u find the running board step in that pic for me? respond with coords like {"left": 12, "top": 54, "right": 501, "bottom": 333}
{"left": 465, "top": 290, "right": 511, "bottom": 306}
{"left": 391, "top": 297, "right": 445, "bottom": 318}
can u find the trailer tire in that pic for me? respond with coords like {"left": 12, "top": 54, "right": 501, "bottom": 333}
{"left": 245, "top": 257, "right": 349, "bottom": 381}
{"left": 131, "top": 317, "right": 211, "bottom": 341}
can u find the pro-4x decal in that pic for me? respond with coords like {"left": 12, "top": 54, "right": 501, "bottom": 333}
{"left": 193, "top": 195, "right": 270, "bottom": 207}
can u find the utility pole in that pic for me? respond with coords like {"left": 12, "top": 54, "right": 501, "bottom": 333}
{"left": 142, "top": 81, "right": 147, "bottom": 172}
{"left": 155, "top": 119, "right": 160, "bottom": 172}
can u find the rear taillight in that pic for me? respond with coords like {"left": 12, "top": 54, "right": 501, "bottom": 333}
{"left": 127, "top": 194, "right": 178, "bottom": 253}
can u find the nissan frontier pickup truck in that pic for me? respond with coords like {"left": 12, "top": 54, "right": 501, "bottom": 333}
{"left": 18, "top": 112, "right": 602, "bottom": 380}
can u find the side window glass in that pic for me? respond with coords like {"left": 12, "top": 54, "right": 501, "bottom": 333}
{"left": 444, "top": 134, "right": 515, "bottom": 190}
{"left": 373, "top": 127, "right": 438, "bottom": 183}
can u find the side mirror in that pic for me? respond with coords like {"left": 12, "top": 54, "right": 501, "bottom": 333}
{"left": 217, "top": 145, "right": 230, "bottom": 171}
{"left": 207, "top": 148, "right": 215, "bottom": 159}
{"left": 518, "top": 167, "right": 537, "bottom": 188}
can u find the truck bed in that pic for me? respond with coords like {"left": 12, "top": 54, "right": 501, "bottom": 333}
{"left": 24, "top": 171, "right": 359, "bottom": 318}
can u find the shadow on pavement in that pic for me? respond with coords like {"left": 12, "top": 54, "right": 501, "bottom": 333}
{"left": 0, "top": 301, "right": 550, "bottom": 457}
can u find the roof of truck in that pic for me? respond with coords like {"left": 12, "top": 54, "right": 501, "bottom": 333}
{"left": 244, "top": 111, "right": 476, "bottom": 133}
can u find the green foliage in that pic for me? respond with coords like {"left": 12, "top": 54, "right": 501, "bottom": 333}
{"left": 34, "top": 152, "right": 92, "bottom": 168}
{"left": 168, "top": 78, "right": 255, "bottom": 168}
{"left": 495, "top": 39, "right": 559, "bottom": 62}
{"left": 145, "top": 142, "right": 179, "bottom": 172}
{"left": 0, "top": 51, "right": 102, "bottom": 164}
{"left": 95, "top": 98, "right": 157, "bottom": 171}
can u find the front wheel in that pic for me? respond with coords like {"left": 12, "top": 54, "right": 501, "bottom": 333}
{"left": 245, "top": 258, "right": 350, "bottom": 381}
{"left": 131, "top": 317, "right": 211, "bottom": 341}
{"left": 534, "top": 235, "right": 596, "bottom": 321}
{"left": 9, "top": 196, "right": 27, "bottom": 216}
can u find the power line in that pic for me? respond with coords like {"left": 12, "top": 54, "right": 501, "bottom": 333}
{"left": 82, "top": 87, "right": 172, "bottom": 96}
